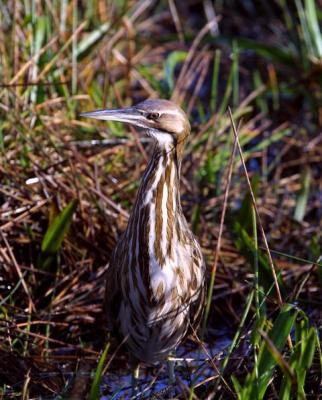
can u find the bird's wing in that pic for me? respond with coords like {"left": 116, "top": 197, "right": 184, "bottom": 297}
{"left": 189, "top": 243, "right": 206, "bottom": 334}
{"left": 189, "top": 275, "right": 206, "bottom": 333}
{"left": 103, "top": 240, "right": 123, "bottom": 332}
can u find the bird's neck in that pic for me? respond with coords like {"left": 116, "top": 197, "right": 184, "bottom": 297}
{"left": 142, "top": 143, "right": 181, "bottom": 187}
{"left": 139, "top": 144, "right": 182, "bottom": 216}
{"left": 127, "top": 144, "right": 183, "bottom": 266}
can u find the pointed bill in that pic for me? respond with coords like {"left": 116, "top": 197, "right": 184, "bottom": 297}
{"left": 80, "top": 107, "right": 149, "bottom": 129}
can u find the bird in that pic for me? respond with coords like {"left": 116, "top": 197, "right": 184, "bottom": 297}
{"left": 81, "top": 99, "right": 205, "bottom": 395}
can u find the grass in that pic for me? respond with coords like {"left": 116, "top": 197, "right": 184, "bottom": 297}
{"left": 0, "top": 0, "right": 321, "bottom": 398}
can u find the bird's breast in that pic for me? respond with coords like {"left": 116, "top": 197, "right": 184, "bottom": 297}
{"left": 117, "top": 241, "right": 205, "bottom": 363}
{"left": 114, "top": 150, "right": 205, "bottom": 362}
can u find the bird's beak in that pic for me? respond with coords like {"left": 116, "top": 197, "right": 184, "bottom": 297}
{"left": 80, "top": 107, "right": 149, "bottom": 129}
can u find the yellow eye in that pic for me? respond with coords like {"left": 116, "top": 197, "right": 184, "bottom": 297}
{"left": 146, "top": 112, "right": 159, "bottom": 120}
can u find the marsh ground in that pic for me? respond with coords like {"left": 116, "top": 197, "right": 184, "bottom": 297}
{"left": 0, "top": 1, "right": 321, "bottom": 399}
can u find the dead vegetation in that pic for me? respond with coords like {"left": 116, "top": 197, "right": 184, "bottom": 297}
{"left": 0, "top": 1, "right": 321, "bottom": 398}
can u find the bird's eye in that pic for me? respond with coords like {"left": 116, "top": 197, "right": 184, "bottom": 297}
{"left": 146, "top": 112, "right": 159, "bottom": 121}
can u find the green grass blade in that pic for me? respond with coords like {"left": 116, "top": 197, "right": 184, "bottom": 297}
{"left": 299, "top": 326, "right": 317, "bottom": 370}
{"left": 294, "top": 166, "right": 311, "bottom": 222}
{"left": 89, "top": 343, "right": 110, "bottom": 400}
{"left": 251, "top": 202, "right": 261, "bottom": 322}
{"left": 258, "top": 305, "right": 297, "bottom": 374}
{"left": 232, "top": 40, "right": 239, "bottom": 108}
{"left": 262, "top": 248, "right": 322, "bottom": 267}
{"left": 279, "top": 374, "right": 292, "bottom": 400}
{"left": 305, "top": 0, "right": 322, "bottom": 58}
{"left": 72, "top": 3, "right": 78, "bottom": 95}
{"left": 235, "top": 175, "right": 259, "bottom": 233}
{"left": 295, "top": 312, "right": 318, "bottom": 392}
{"left": 210, "top": 48, "right": 221, "bottom": 112}
{"left": 218, "top": 61, "right": 233, "bottom": 116}
{"left": 255, "top": 304, "right": 298, "bottom": 398}
{"left": 217, "top": 290, "right": 254, "bottom": 393}
{"left": 278, "top": 0, "right": 294, "bottom": 31}
{"left": 279, "top": 311, "right": 319, "bottom": 399}
{"left": 295, "top": 0, "right": 314, "bottom": 64}
{"left": 234, "top": 37, "right": 295, "bottom": 66}
{"left": 76, "top": 22, "right": 111, "bottom": 58}
{"left": 233, "top": 304, "right": 298, "bottom": 400}
{"left": 29, "top": 16, "right": 46, "bottom": 104}
{"left": 164, "top": 50, "right": 187, "bottom": 91}
{"left": 41, "top": 199, "right": 78, "bottom": 253}
{"left": 231, "top": 375, "right": 243, "bottom": 400}
{"left": 233, "top": 176, "right": 284, "bottom": 298}
{"left": 234, "top": 224, "right": 285, "bottom": 296}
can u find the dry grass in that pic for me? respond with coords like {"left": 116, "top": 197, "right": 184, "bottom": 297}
{"left": 0, "top": 1, "right": 321, "bottom": 398}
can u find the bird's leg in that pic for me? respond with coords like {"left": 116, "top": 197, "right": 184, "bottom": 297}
{"left": 130, "top": 359, "right": 140, "bottom": 398}
{"left": 167, "top": 350, "right": 176, "bottom": 394}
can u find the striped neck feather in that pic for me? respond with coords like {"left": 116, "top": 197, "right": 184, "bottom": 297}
{"left": 127, "top": 145, "right": 182, "bottom": 268}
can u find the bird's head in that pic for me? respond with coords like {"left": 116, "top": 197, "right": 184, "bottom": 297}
{"left": 80, "top": 99, "right": 191, "bottom": 150}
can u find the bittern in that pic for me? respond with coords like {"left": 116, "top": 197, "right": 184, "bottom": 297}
{"left": 81, "top": 99, "right": 205, "bottom": 395}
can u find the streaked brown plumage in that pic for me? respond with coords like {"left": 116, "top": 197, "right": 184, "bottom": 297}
{"left": 81, "top": 99, "right": 205, "bottom": 387}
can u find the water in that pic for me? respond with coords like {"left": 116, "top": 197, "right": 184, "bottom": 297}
{"left": 100, "top": 335, "right": 231, "bottom": 399}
